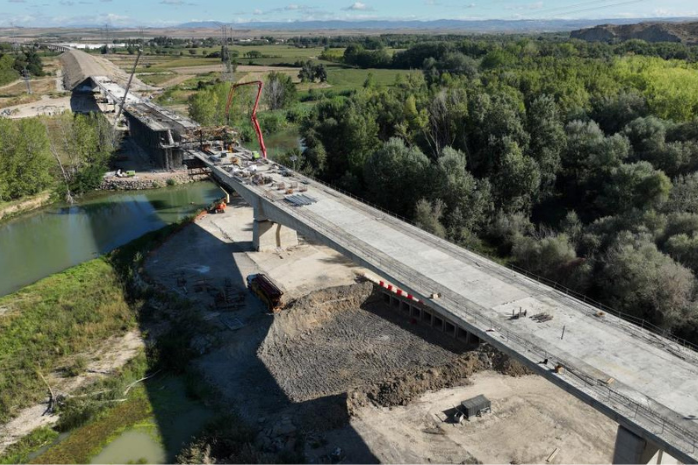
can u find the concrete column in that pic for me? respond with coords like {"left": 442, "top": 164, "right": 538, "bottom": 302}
{"left": 466, "top": 332, "right": 480, "bottom": 346}
{"left": 612, "top": 425, "right": 676, "bottom": 464}
{"left": 252, "top": 209, "right": 298, "bottom": 252}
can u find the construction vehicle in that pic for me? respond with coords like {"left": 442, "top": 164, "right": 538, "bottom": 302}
{"left": 246, "top": 274, "right": 283, "bottom": 312}
{"left": 209, "top": 197, "right": 227, "bottom": 214}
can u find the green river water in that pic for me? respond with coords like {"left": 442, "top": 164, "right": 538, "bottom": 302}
{"left": 0, "top": 182, "right": 222, "bottom": 297}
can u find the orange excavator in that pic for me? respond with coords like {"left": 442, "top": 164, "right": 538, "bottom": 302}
{"left": 225, "top": 80, "right": 267, "bottom": 159}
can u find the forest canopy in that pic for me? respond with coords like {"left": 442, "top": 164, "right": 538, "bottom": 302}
{"left": 292, "top": 36, "right": 698, "bottom": 342}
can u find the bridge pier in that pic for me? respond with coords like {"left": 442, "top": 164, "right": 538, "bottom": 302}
{"left": 613, "top": 425, "right": 677, "bottom": 464}
{"left": 252, "top": 209, "right": 298, "bottom": 252}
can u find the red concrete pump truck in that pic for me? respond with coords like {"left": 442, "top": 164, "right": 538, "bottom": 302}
{"left": 225, "top": 80, "right": 267, "bottom": 159}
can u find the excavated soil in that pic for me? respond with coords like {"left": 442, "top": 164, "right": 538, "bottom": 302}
{"left": 348, "top": 342, "right": 532, "bottom": 412}
{"left": 258, "top": 283, "right": 472, "bottom": 403}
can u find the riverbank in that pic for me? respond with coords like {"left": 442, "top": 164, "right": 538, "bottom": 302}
{"left": 0, "top": 182, "right": 221, "bottom": 298}
{"left": 0, "top": 218, "right": 204, "bottom": 461}
{"left": 100, "top": 171, "right": 209, "bottom": 191}
{"left": 0, "top": 192, "right": 52, "bottom": 222}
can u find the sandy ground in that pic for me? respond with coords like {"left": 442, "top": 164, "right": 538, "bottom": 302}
{"left": 143, "top": 199, "right": 619, "bottom": 464}
{"left": 351, "top": 371, "right": 616, "bottom": 464}
{"left": 146, "top": 197, "right": 359, "bottom": 301}
{"left": 157, "top": 73, "right": 194, "bottom": 88}
{"left": 0, "top": 192, "right": 51, "bottom": 221}
{"left": 1, "top": 95, "right": 71, "bottom": 118}
{"left": 55, "top": 70, "right": 65, "bottom": 92}
{"left": 165, "top": 64, "right": 302, "bottom": 84}
{"left": 0, "top": 79, "right": 22, "bottom": 91}
{"left": 0, "top": 331, "right": 144, "bottom": 455}
{"left": 0, "top": 77, "right": 65, "bottom": 111}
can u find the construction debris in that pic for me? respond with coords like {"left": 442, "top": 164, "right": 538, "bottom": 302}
{"left": 532, "top": 313, "right": 554, "bottom": 323}
{"left": 284, "top": 194, "right": 317, "bottom": 207}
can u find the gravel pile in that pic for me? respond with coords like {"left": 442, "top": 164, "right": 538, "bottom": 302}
{"left": 99, "top": 173, "right": 207, "bottom": 191}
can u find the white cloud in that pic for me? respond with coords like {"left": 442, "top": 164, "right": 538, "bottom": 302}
{"left": 506, "top": 1, "right": 543, "bottom": 10}
{"left": 344, "top": 2, "right": 373, "bottom": 11}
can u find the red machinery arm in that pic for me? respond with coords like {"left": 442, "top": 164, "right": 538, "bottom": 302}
{"left": 225, "top": 80, "right": 267, "bottom": 159}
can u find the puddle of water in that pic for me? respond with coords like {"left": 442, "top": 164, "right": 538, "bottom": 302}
{"left": 90, "top": 428, "right": 165, "bottom": 465}
{"left": 89, "top": 377, "right": 213, "bottom": 464}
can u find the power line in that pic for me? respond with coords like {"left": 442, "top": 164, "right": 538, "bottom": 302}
{"left": 538, "top": 0, "right": 651, "bottom": 18}
{"left": 532, "top": 0, "right": 616, "bottom": 15}
{"left": 519, "top": 0, "right": 651, "bottom": 19}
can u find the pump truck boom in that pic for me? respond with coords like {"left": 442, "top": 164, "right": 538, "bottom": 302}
{"left": 225, "top": 80, "right": 267, "bottom": 159}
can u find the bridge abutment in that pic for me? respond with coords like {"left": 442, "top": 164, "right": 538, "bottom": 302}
{"left": 613, "top": 425, "right": 677, "bottom": 464}
{"left": 252, "top": 210, "right": 298, "bottom": 252}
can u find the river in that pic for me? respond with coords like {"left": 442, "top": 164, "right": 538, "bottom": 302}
{"left": 0, "top": 182, "right": 222, "bottom": 297}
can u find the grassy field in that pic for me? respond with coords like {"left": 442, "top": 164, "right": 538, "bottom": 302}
{"left": 198, "top": 44, "right": 324, "bottom": 60}
{"left": 137, "top": 72, "right": 176, "bottom": 86}
{"left": 0, "top": 217, "right": 199, "bottom": 426}
{"left": 0, "top": 258, "right": 136, "bottom": 424}
{"left": 117, "top": 45, "right": 323, "bottom": 74}
{"left": 326, "top": 68, "right": 420, "bottom": 92}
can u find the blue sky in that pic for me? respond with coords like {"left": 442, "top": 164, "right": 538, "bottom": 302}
{"left": 1, "top": 0, "right": 697, "bottom": 27}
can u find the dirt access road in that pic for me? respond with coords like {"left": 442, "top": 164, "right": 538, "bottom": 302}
{"left": 352, "top": 371, "right": 616, "bottom": 464}
{"left": 165, "top": 64, "right": 303, "bottom": 84}
{"left": 1, "top": 95, "right": 71, "bottom": 118}
{"left": 143, "top": 197, "right": 617, "bottom": 464}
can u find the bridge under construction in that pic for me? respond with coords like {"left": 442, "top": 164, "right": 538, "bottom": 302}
{"left": 60, "top": 48, "right": 200, "bottom": 170}
{"left": 59, "top": 46, "right": 698, "bottom": 465}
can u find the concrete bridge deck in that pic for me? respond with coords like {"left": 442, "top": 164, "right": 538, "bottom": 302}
{"left": 198, "top": 151, "right": 698, "bottom": 463}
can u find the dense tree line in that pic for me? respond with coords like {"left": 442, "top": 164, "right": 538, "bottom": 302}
{"left": 338, "top": 36, "right": 698, "bottom": 70}
{"left": 0, "top": 113, "right": 117, "bottom": 203}
{"left": 188, "top": 74, "right": 298, "bottom": 141}
{"left": 0, "top": 118, "right": 53, "bottom": 201}
{"left": 295, "top": 39, "right": 698, "bottom": 342}
{"left": 0, "top": 45, "right": 44, "bottom": 86}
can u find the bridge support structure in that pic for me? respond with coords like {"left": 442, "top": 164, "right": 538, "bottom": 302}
{"left": 613, "top": 425, "right": 678, "bottom": 464}
{"left": 253, "top": 209, "right": 298, "bottom": 252}
{"left": 381, "top": 289, "right": 480, "bottom": 346}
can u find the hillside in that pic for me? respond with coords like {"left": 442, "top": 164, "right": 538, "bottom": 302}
{"left": 571, "top": 21, "right": 698, "bottom": 44}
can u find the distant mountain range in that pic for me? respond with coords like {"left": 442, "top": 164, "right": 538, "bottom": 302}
{"left": 177, "top": 18, "right": 697, "bottom": 33}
